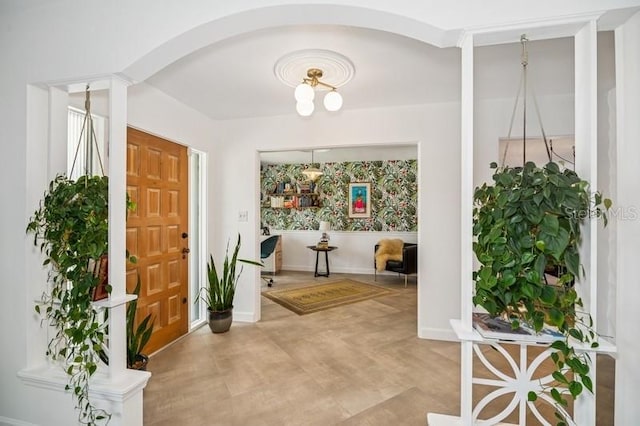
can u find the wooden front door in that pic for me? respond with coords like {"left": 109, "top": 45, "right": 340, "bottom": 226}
{"left": 126, "top": 127, "right": 189, "bottom": 354}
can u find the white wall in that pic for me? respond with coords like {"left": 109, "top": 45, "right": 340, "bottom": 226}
{"left": 1, "top": 2, "right": 638, "bottom": 424}
{"left": 233, "top": 92, "right": 614, "bottom": 340}
{"left": 597, "top": 32, "right": 618, "bottom": 340}
{"left": 220, "top": 88, "right": 615, "bottom": 340}
{"left": 127, "top": 83, "right": 219, "bottom": 152}
{"left": 213, "top": 102, "right": 462, "bottom": 335}
{"left": 276, "top": 231, "right": 417, "bottom": 275}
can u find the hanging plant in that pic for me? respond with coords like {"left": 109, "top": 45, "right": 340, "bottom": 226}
{"left": 473, "top": 161, "right": 611, "bottom": 424}
{"left": 27, "top": 174, "right": 111, "bottom": 425}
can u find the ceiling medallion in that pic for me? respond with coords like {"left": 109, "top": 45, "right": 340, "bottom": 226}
{"left": 274, "top": 49, "right": 355, "bottom": 116}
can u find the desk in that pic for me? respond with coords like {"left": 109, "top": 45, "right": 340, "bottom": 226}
{"left": 306, "top": 245, "right": 338, "bottom": 277}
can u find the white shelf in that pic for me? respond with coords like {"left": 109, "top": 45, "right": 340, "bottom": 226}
{"left": 18, "top": 363, "right": 150, "bottom": 398}
{"left": 91, "top": 293, "right": 137, "bottom": 309}
{"left": 451, "top": 318, "right": 617, "bottom": 354}
{"left": 35, "top": 293, "right": 138, "bottom": 310}
{"left": 450, "top": 318, "right": 483, "bottom": 341}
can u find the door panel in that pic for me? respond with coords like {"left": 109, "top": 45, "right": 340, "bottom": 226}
{"left": 126, "top": 127, "right": 189, "bottom": 354}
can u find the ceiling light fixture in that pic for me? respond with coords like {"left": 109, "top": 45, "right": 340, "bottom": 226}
{"left": 302, "top": 150, "right": 323, "bottom": 181}
{"left": 294, "top": 68, "right": 343, "bottom": 116}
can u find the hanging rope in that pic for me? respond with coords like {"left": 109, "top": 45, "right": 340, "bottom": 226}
{"left": 70, "top": 85, "right": 105, "bottom": 178}
{"left": 548, "top": 138, "right": 576, "bottom": 165}
{"left": 501, "top": 35, "right": 553, "bottom": 167}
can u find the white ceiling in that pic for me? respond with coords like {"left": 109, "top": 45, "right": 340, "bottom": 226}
{"left": 143, "top": 24, "right": 599, "bottom": 164}
{"left": 145, "top": 25, "right": 580, "bottom": 122}
{"left": 71, "top": 24, "right": 615, "bottom": 164}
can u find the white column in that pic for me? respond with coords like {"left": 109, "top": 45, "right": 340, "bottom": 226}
{"left": 574, "top": 19, "right": 599, "bottom": 325}
{"left": 614, "top": 10, "right": 640, "bottom": 426}
{"left": 25, "top": 85, "right": 58, "bottom": 367}
{"left": 108, "top": 77, "right": 129, "bottom": 377}
{"left": 459, "top": 32, "right": 474, "bottom": 425}
{"left": 99, "top": 76, "right": 151, "bottom": 426}
{"left": 573, "top": 19, "right": 598, "bottom": 426}
{"left": 48, "top": 87, "right": 69, "bottom": 178}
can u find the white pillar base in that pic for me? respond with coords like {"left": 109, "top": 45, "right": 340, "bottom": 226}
{"left": 18, "top": 364, "right": 150, "bottom": 426}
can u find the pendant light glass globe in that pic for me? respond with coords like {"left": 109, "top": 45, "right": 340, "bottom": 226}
{"left": 296, "top": 100, "right": 314, "bottom": 117}
{"left": 294, "top": 83, "right": 315, "bottom": 102}
{"left": 323, "top": 90, "right": 343, "bottom": 112}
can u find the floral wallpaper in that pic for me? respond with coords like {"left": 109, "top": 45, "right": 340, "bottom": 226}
{"left": 261, "top": 160, "right": 417, "bottom": 231}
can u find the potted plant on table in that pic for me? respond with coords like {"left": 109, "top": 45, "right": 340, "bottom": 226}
{"left": 472, "top": 161, "right": 611, "bottom": 424}
{"left": 198, "top": 234, "right": 262, "bottom": 333}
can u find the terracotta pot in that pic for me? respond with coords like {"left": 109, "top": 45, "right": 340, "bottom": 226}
{"left": 129, "top": 354, "right": 149, "bottom": 371}
{"left": 208, "top": 308, "right": 233, "bottom": 333}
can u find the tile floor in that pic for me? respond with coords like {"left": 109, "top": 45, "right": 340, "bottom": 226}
{"left": 143, "top": 271, "right": 614, "bottom": 425}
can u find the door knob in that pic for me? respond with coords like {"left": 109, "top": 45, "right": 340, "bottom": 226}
{"left": 182, "top": 247, "right": 190, "bottom": 259}
{"left": 181, "top": 232, "right": 188, "bottom": 239}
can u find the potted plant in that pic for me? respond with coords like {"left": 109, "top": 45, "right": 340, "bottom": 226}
{"left": 27, "top": 174, "right": 111, "bottom": 425}
{"left": 472, "top": 161, "right": 611, "bottom": 424}
{"left": 127, "top": 276, "right": 154, "bottom": 370}
{"left": 198, "top": 234, "right": 262, "bottom": 333}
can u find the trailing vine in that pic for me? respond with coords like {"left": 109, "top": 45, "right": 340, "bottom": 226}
{"left": 27, "top": 174, "right": 110, "bottom": 425}
{"left": 473, "top": 161, "right": 610, "bottom": 425}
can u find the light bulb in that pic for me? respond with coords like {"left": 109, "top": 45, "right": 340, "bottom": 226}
{"left": 323, "top": 90, "right": 343, "bottom": 111}
{"left": 296, "top": 100, "right": 314, "bottom": 117}
{"left": 294, "top": 83, "right": 314, "bottom": 102}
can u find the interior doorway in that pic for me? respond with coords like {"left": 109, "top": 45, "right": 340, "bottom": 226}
{"left": 126, "top": 127, "right": 190, "bottom": 354}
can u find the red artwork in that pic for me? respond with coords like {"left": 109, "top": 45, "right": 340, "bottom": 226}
{"left": 349, "top": 182, "right": 371, "bottom": 218}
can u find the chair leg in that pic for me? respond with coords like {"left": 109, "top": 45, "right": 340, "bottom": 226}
{"left": 404, "top": 274, "right": 407, "bottom": 288}
{"left": 262, "top": 275, "right": 274, "bottom": 287}
{"left": 374, "top": 268, "right": 377, "bottom": 281}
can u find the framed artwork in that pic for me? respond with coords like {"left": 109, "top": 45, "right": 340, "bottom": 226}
{"left": 348, "top": 182, "right": 371, "bottom": 218}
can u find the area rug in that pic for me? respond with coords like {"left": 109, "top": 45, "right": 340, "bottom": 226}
{"left": 262, "top": 279, "right": 394, "bottom": 315}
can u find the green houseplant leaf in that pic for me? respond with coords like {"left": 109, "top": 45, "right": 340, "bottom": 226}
{"left": 198, "top": 233, "right": 263, "bottom": 312}
{"left": 26, "top": 174, "right": 111, "bottom": 425}
{"left": 472, "top": 161, "right": 611, "bottom": 425}
{"left": 126, "top": 275, "right": 154, "bottom": 369}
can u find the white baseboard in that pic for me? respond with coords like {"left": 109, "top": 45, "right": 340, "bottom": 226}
{"left": 282, "top": 264, "right": 405, "bottom": 276}
{"left": 419, "top": 326, "right": 458, "bottom": 342}
{"left": 233, "top": 310, "right": 258, "bottom": 323}
{"left": 427, "top": 413, "right": 517, "bottom": 425}
{"left": 281, "top": 264, "right": 314, "bottom": 272}
{"left": 0, "top": 417, "right": 38, "bottom": 426}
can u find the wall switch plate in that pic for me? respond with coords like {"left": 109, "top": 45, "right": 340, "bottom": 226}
{"left": 238, "top": 210, "right": 248, "bottom": 222}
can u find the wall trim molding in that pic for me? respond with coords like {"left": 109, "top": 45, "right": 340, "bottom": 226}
{"left": 419, "top": 327, "right": 458, "bottom": 342}
{"left": 18, "top": 364, "right": 150, "bottom": 403}
{"left": 234, "top": 310, "right": 258, "bottom": 323}
{"left": 0, "top": 416, "right": 39, "bottom": 426}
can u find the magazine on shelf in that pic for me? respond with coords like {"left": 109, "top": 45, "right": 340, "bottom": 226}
{"left": 472, "top": 312, "right": 564, "bottom": 343}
